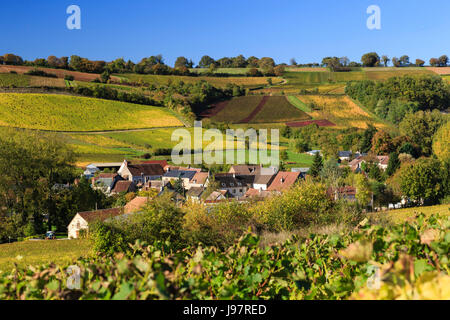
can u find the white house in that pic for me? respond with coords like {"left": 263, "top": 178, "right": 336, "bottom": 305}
{"left": 68, "top": 208, "right": 123, "bottom": 239}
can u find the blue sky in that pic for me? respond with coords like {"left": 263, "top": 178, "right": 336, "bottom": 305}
{"left": 1, "top": 0, "right": 449, "bottom": 66}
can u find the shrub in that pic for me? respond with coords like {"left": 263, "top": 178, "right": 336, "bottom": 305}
{"left": 64, "top": 75, "right": 74, "bottom": 81}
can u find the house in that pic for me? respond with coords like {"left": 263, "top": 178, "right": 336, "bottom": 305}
{"left": 205, "top": 190, "right": 229, "bottom": 202}
{"left": 338, "top": 151, "right": 352, "bottom": 162}
{"left": 83, "top": 164, "right": 99, "bottom": 179}
{"left": 214, "top": 174, "right": 250, "bottom": 198}
{"left": 307, "top": 150, "right": 321, "bottom": 156}
{"left": 141, "top": 160, "right": 169, "bottom": 169}
{"left": 124, "top": 196, "right": 149, "bottom": 214}
{"left": 68, "top": 208, "right": 123, "bottom": 239}
{"left": 327, "top": 186, "right": 357, "bottom": 201}
{"left": 253, "top": 174, "right": 275, "bottom": 191}
{"left": 91, "top": 173, "right": 123, "bottom": 194}
{"left": 111, "top": 180, "right": 136, "bottom": 194}
{"left": 165, "top": 165, "right": 201, "bottom": 173}
{"left": 188, "top": 171, "right": 210, "bottom": 189}
{"left": 186, "top": 186, "right": 205, "bottom": 202}
{"left": 377, "top": 155, "right": 390, "bottom": 171}
{"left": 243, "top": 188, "right": 272, "bottom": 200}
{"left": 145, "top": 180, "right": 166, "bottom": 192}
{"left": 349, "top": 156, "right": 364, "bottom": 172}
{"left": 229, "top": 165, "right": 261, "bottom": 176}
{"left": 267, "top": 171, "right": 301, "bottom": 193}
{"left": 162, "top": 170, "right": 197, "bottom": 189}
{"left": 118, "top": 160, "right": 165, "bottom": 185}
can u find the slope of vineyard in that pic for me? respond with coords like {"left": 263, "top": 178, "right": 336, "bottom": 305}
{"left": 0, "top": 93, "right": 182, "bottom": 131}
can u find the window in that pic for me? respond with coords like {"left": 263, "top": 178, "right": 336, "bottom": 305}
{"left": 230, "top": 183, "right": 234, "bottom": 187}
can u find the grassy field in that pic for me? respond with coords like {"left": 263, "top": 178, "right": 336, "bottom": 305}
{"left": 118, "top": 73, "right": 282, "bottom": 88}
{"left": 425, "top": 67, "right": 450, "bottom": 75}
{"left": 0, "top": 73, "right": 31, "bottom": 87}
{"left": 0, "top": 93, "right": 183, "bottom": 131}
{"left": 0, "top": 239, "right": 91, "bottom": 272}
{"left": 296, "top": 95, "right": 388, "bottom": 129}
{"left": 189, "top": 68, "right": 253, "bottom": 75}
{"left": 443, "top": 75, "right": 450, "bottom": 83}
{"left": 251, "top": 96, "right": 311, "bottom": 124}
{"left": 287, "top": 96, "right": 312, "bottom": 112}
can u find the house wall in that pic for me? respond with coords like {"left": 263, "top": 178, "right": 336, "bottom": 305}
{"left": 68, "top": 214, "right": 88, "bottom": 239}
{"left": 253, "top": 183, "right": 268, "bottom": 191}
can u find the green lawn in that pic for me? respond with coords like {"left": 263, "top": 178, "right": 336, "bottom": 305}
{"left": 0, "top": 239, "right": 91, "bottom": 272}
{"left": 0, "top": 73, "right": 31, "bottom": 87}
{"left": 287, "top": 96, "right": 312, "bottom": 112}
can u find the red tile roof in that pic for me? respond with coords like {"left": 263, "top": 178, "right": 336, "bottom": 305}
{"left": 112, "top": 180, "right": 134, "bottom": 193}
{"left": 267, "top": 172, "right": 301, "bottom": 192}
{"left": 124, "top": 197, "right": 149, "bottom": 214}
{"left": 78, "top": 208, "right": 123, "bottom": 223}
{"left": 141, "top": 160, "right": 168, "bottom": 168}
{"left": 190, "top": 172, "right": 209, "bottom": 185}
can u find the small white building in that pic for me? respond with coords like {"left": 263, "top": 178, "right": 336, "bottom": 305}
{"left": 68, "top": 208, "right": 123, "bottom": 239}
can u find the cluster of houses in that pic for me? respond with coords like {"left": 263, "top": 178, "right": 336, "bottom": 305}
{"left": 68, "top": 151, "right": 391, "bottom": 238}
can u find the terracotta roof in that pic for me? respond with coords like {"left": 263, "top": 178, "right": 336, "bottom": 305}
{"left": 243, "top": 188, "right": 272, "bottom": 199}
{"left": 267, "top": 172, "right": 300, "bottom": 192}
{"left": 127, "top": 164, "right": 164, "bottom": 177}
{"left": 78, "top": 208, "right": 123, "bottom": 223}
{"left": 166, "top": 165, "right": 201, "bottom": 172}
{"left": 206, "top": 190, "right": 228, "bottom": 201}
{"left": 124, "top": 197, "right": 149, "bottom": 214}
{"left": 112, "top": 180, "right": 135, "bottom": 193}
{"left": 141, "top": 160, "right": 168, "bottom": 168}
{"left": 190, "top": 172, "right": 209, "bottom": 185}
{"left": 229, "top": 165, "right": 261, "bottom": 175}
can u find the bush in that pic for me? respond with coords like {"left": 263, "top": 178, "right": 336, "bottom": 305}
{"left": 64, "top": 75, "right": 74, "bottom": 81}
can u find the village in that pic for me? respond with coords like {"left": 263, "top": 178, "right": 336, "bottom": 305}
{"left": 68, "top": 151, "right": 392, "bottom": 239}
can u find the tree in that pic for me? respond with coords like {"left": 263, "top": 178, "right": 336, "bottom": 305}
{"left": 174, "top": 56, "right": 189, "bottom": 68}
{"left": 438, "top": 55, "right": 448, "bottom": 67}
{"left": 258, "top": 57, "right": 275, "bottom": 70}
{"left": 432, "top": 121, "right": 450, "bottom": 163}
{"left": 415, "top": 59, "right": 425, "bottom": 67}
{"left": 386, "top": 152, "right": 400, "bottom": 176}
{"left": 355, "top": 174, "right": 372, "bottom": 207}
{"left": 399, "top": 55, "right": 410, "bottom": 66}
{"left": 280, "top": 150, "right": 288, "bottom": 161}
{"left": 392, "top": 57, "right": 401, "bottom": 67}
{"left": 290, "top": 58, "right": 297, "bottom": 66}
{"left": 399, "top": 158, "right": 445, "bottom": 205}
{"left": 430, "top": 58, "right": 439, "bottom": 67}
{"left": 100, "top": 70, "right": 111, "bottom": 83}
{"left": 232, "top": 55, "right": 247, "bottom": 68}
{"left": 310, "top": 152, "right": 324, "bottom": 178}
{"left": 174, "top": 177, "right": 185, "bottom": 195}
{"left": 399, "top": 110, "right": 446, "bottom": 156}
{"left": 359, "top": 124, "right": 378, "bottom": 153}
{"left": 382, "top": 55, "right": 390, "bottom": 67}
{"left": 361, "top": 52, "right": 380, "bottom": 67}
{"left": 371, "top": 130, "right": 394, "bottom": 155}
{"left": 198, "top": 55, "right": 215, "bottom": 68}
{"left": 247, "top": 56, "right": 259, "bottom": 68}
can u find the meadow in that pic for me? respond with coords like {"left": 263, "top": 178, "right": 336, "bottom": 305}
{"left": 0, "top": 93, "right": 183, "bottom": 131}
{"left": 0, "top": 73, "right": 31, "bottom": 87}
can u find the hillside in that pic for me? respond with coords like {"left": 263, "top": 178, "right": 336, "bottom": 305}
{"left": 0, "top": 93, "right": 182, "bottom": 131}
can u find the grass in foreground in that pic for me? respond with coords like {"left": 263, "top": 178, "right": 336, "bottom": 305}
{"left": 0, "top": 239, "right": 91, "bottom": 272}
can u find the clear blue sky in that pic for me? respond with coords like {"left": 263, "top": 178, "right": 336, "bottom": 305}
{"left": 1, "top": 0, "right": 449, "bottom": 66}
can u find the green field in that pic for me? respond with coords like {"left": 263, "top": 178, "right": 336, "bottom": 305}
{"left": 0, "top": 73, "right": 31, "bottom": 87}
{"left": 251, "top": 96, "right": 311, "bottom": 123}
{"left": 0, "top": 239, "right": 91, "bottom": 272}
{"left": 369, "top": 203, "right": 450, "bottom": 224}
{"left": 118, "top": 73, "right": 282, "bottom": 88}
{"left": 0, "top": 93, "right": 183, "bottom": 131}
{"left": 287, "top": 95, "right": 312, "bottom": 112}
{"left": 189, "top": 68, "right": 253, "bottom": 75}
{"left": 443, "top": 75, "right": 450, "bottom": 84}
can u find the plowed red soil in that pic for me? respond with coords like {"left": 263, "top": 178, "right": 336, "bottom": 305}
{"left": 286, "top": 119, "right": 336, "bottom": 127}
{"left": 200, "top": 100, "right": 229, "bottom": 118}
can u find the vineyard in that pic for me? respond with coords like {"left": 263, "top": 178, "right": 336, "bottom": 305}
{"left": 296, "top": 95, "right": 388, "bottom": 129}
{"left": 0, "top": 93, "right": 183, "bottom": 131}
{"left": 0, "top": 213, "right": 448, "bottom": 300}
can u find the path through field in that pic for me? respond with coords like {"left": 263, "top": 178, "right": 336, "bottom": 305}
{"left": 286, "top": 119, "right": 336, "bottom": 127}
{"left": 239, "top": 96, "right": 269, "bottom": 123}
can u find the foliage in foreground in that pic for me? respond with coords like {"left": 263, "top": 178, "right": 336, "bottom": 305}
{"left": 0, "top": 214, "right": 448, "bottom": 300}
